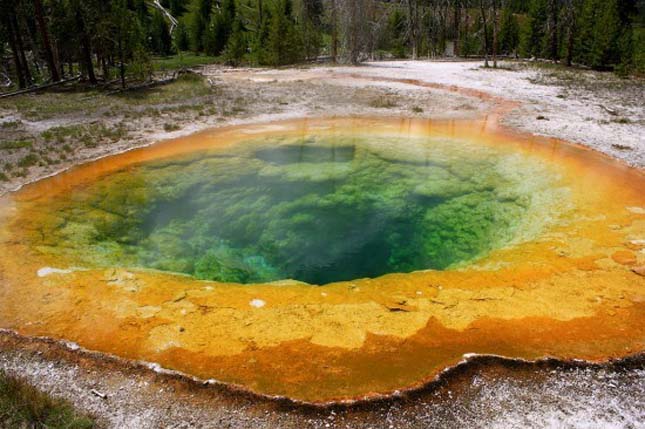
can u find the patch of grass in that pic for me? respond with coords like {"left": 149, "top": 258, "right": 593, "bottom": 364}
{"left": 153, "top": 52, "right": 221, "bottom": 72}
{"left": 0, "top": 139, "right": 33, "bottom": 150}
{"left": 612, "top": 117, "right": 631, "bottom": 124}
{"left": 0, "top": 370, "right": 94, "bottom": 428}
{"left": 42, "top": 123, "right": 127, "bottom": 147}
{"left": 164, "top": 123, "right": 182, "bottom": 132}
{"left": 18, "top": 153, "right": 39, "bottom": 167}
{"left": 411, "top": 106, "right": 424, "bottom": 113}
{"left": 369, "top": 96, "right": 398, "bottom": 109}
{"left": 116, "top": 73, "right": 214, "bottom": 106}
{"left": 1, "top": 90, "right": 105, "bottom": 120}
{"left": 0, "top": 172, "right": 8, "bottom": 182}
{"left": 42, "top": 125, "right": 85, "bottom": 142}
{"left": 1, "top": 120, "right": 22, "bottom": 129}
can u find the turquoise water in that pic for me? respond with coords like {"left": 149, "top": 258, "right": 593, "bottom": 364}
{"left": 35, "top": 134, "right": 562, "bottom": 285}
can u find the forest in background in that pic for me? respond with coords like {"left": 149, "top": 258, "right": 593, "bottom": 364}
{"left": 0, "top": 0, "right": 644, "bottom": 90}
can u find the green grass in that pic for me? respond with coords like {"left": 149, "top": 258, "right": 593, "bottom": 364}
{"left": 0, "top": 139, "right": 33, "bottom": 150}
{"left": 0, "top": 72, "right": 215, "bottom": 121}
{"left": 164, "top": 123, "right": 182, "bottom": 132}
{"left": 114, "top": 73, "right": 216, "bottom": 106}
{"left": 0, "top": 370, "right": 95, "bottom": 428}
{"left": 42, "top": 123, "right": 127, "bottom": 145}
{"left": 368, "top": 96, "right": 398, "bottom": 109}
{"left": 153, "top": 52, "right": 221, "bottom": 72}
{"left": 1, "top": 89, "right": 106, "bottom": 120}
{"left": 18, "top": 153, "right": 39, "bottom": 167}
{"left": 1, "top": 120, "right": 22, "bottom": 129}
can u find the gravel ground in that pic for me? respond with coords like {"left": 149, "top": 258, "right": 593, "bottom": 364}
{"left": 332, "top": 61, "right": 645, "bottom": 168}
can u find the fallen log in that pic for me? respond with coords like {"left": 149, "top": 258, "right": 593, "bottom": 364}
{"left": 0, "top": 74, "right": 81, "bottom": 99}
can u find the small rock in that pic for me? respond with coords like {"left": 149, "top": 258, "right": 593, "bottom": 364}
{"left": 611, "top": 250, "right": 637, "bottom": 266}
{"left": 249, "top": 299, "right": 266, "bottom": 308}
{"left": 612, "top": 144, "right": 632, "bottom": 151}
{"left": 626, "top": 206, "right": 645, "bottom": 214}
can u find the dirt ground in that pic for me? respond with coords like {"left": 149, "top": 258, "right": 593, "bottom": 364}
{"left": 0, "top": 60, "right": 644, "bottom": 428}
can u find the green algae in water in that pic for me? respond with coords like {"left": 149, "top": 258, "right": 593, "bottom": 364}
{"left": 32, "top": 134, "right": 567, "bottom": 285}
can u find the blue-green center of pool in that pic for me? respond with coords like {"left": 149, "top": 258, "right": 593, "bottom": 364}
{"left": 39, "top": 134, "right": 565, "bottom": 285}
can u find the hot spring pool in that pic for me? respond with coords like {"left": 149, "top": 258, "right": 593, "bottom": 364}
{"left": 28, "top": 130, "right": 563, "bottom": 285}
{"left": 0, "top": 117, "right": 643, "bottom": 402}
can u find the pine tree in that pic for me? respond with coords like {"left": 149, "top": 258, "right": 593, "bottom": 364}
{"left": 131, "top": 0, "right": 151, "bottom": 35}
{"left": 225, "top": 16, "right": 246, "bottom": 65}
{"left": 250, "top": 3, "right": 271, "bottom": 64}
{"left": 69, "top": 0, "right": 98, "bottom": 84}
{"left": 460, "top": 14, "right": 480, "bottom": 57}
{"left": 110, "top": 0, "right": 147, "bottom": 87}
{"left": 202, "top": 0, "right": 236, "bottom": 56}
{"left": 265, "top": 0, "right": 302, "bottom": 65}
{"left": 385, "top": 9, "right": 406, "bottom": 58}
{"left": 575, "top": 0, "right": 626, "bottom": 69}
{"left": 192, "top": 0, "right": 212, "bottom": 52}
{"left": 499, "top": 8, "right": 520, "bottom": 56}
{"left": 169, "top": 0, "right": 188, "bottom": 17}
{"left": 522, "top": 0, "right": 548, "bottom": 58}
{"left": 203, "top": 10, "right": 226, "bottom": 55}
{"left": 150, "top": 10, "right": 173, "bottom": 55}
{"left": 301, "top": 0, "right": 323, "bottom": 59}
{"left": 34, "top": 0, "right": 60, "bottom": 81}
{"left": 175, "top": 20, "right": 190, "bottom": 51}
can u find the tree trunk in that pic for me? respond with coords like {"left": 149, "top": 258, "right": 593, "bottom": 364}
{"left": 350, "top": 1, "right": 359, "bottom": 64}
{"left": 118, "top": 38, "right": 126, "bottom": 89}
{"left": 81, "top": 34, "right": 97, "bottom": 84}
{"left": 492, "top": 0, "right": 498, "bottom": 68}
{"left": 53, "top": 40, "right": 63, "bottom": 78}
{"left": 479, "top": 0, "right": 489, "bottom": 67}
{"left": 566, "top": 18, "right": 575, "bottom": 66}
{"left": 74, "top": 6, "right": 97, "bottom": 84}
{"left": 4, "top": 13, "right": 26, "bottom": 88}
{"left": 331, "top": 0, "right": 338, "bottom": 63}
{"left": 565, "top": 0, "right": 575, "bottom": 66}
{"left": 407, "top": 0, "right": 418, "bottom": 59}
{"left": 454, "top": 0, "right": 461, "bottom": 56}
{"left": 101, "top": 52, "right": 109, "bottom": 81}
{"left": 10, "top": 13, "right": 32, "bottom": 85}
{"left": 34, "top": 0, "right": 60, "bottom": 82}
{"left": 258, "top": 0, "right": 263, "bottom": 26}
{"left": 549, "top": 0, "right": 559, "bottom": 61}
